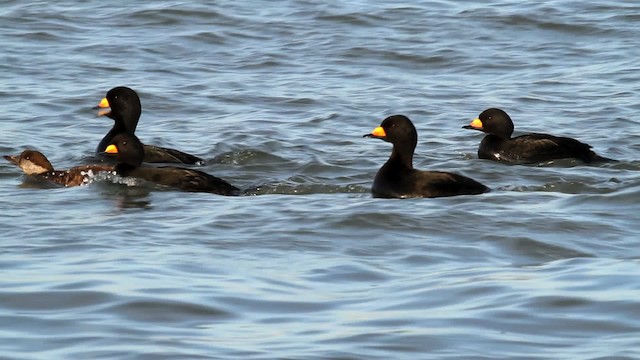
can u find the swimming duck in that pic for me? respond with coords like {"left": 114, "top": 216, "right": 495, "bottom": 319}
{"left": 95, "top": 86, "right": 204, "bottom": 165}
{"left": 104, "top": 132, "right": 239, "bottom": 195}
{"left": 4, "top": 150, "right": 114, "bottom": 187}
{"left": 364, "top": 115, "right": 489, "bottom": 198}
{"left": 463, "top": 108, "right": 610, "bottom": 164}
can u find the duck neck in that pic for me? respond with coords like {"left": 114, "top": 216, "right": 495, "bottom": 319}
{"left": 111, "top": 118, "right": 131, "bottom": 134}
{"left": 494, "top": 132, "right": 512, "bottom": 140}
{"left": 390, "top": 143, "right": 414, "bottom": 170}
{"left": 97, "top": 119, "right": 130, "bottom": 153}
{"left": 108, "top": 110, "right": 139, "bottom": 133}
{"left": 115, "top": 162, "right": 139, "bottom": 176}
{"left": 125, "top": 115, "right": 139, "bottom": 133}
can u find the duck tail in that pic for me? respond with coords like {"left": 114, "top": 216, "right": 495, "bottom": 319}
{"left": 587, "top": 151, "right": 616, "bottom": 163}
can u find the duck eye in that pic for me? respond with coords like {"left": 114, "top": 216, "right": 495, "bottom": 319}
{"left": 122, "top": 141, "right": 127, "bottom": 145}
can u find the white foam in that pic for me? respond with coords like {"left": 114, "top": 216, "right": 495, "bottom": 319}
{"left": 78, "top": 170, "right": 141, "bottom": 187}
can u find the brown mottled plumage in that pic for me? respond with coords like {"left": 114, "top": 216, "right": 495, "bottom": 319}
{"left": 4, "top": 150, "right": 114, "bottom": 187}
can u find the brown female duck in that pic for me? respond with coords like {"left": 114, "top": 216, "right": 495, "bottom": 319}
{"left": 4, "top": 150, "right": 113, "bottom": 187}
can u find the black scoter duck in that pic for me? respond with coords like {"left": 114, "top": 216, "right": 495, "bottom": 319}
{"left": 364, "top": 115, "right": 489, "bottom": 198}
{"left": 96, "top": 86, "right": 204, "bottom": 165}
{"left": 463, "top": 108, "right": 610, "bottom": 164}
{"left": 104, "top": 133, "right": 239, "bottom": 195}
{"left": 4, "top": 150, "right": 114, "bottom": 187}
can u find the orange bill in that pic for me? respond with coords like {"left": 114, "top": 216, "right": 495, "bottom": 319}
{"left": 96, "top": 98, "right": 111, "bottom": 117}
{"left": 97, "top": 98, "right": 110, "bottom": 108}
{"left": 104, "top": 144, "right": 118, "bottom": 154}
{"left": 468, "top": 118, "right": 483, "bottom": 129}
{"left": 370, "top": 126, "right": 386, "bottom": 137}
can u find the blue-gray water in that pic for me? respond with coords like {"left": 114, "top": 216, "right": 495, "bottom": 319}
{"left": 1, "top": 1, "right": 640, "bottom": 359}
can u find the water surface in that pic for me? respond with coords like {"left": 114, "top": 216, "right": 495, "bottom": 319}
{"left": 1, "top": 1, "right": 640, "bottom": 359}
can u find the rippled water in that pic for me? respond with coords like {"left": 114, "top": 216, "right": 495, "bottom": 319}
{"left": 1, "top": 0, "right": 640, "bottom": 358}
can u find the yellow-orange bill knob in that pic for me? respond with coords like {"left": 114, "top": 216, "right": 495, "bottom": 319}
{"left": 97, "top": 98, "right": 110, "bottom": 108}
{"left": 370, "top": 126, "right": 386, "bottom": 137}
{"left": 104, "top": 144, "right": 118, "bottom": 154}
{"left": 469, "top": 118, "right": 483, "bottom": 129}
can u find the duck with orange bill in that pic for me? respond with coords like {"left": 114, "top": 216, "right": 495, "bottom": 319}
{"left": 95, "top": 86, "right": 204, "bottom": 165}
{"left": 364, "top": 115, "right": 489, "bottom": 198}
{"left": 463, "top": 108, "right": 612, "bottom": 164}
{"left": 103, "top": 132, "right": 239, "bottom": 195}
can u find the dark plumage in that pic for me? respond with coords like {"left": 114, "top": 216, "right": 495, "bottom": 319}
{"left": 4, "top": 150, "right": 114, "bottom": 187}
{"left": 463, "top": 108, "right": 611, "bottom": 164}
{"left": 95, "top": 86, "right": 204, "bottom": 165}
{"left": 104, "top": 133, "right": 239, "bottom": 195}
{"left": 364, "top": 115, "right": 489, "bottom": 198}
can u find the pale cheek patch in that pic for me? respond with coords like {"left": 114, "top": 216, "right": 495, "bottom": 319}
{"left": 22, "top": 163, "right": 50, "bottom": 175}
